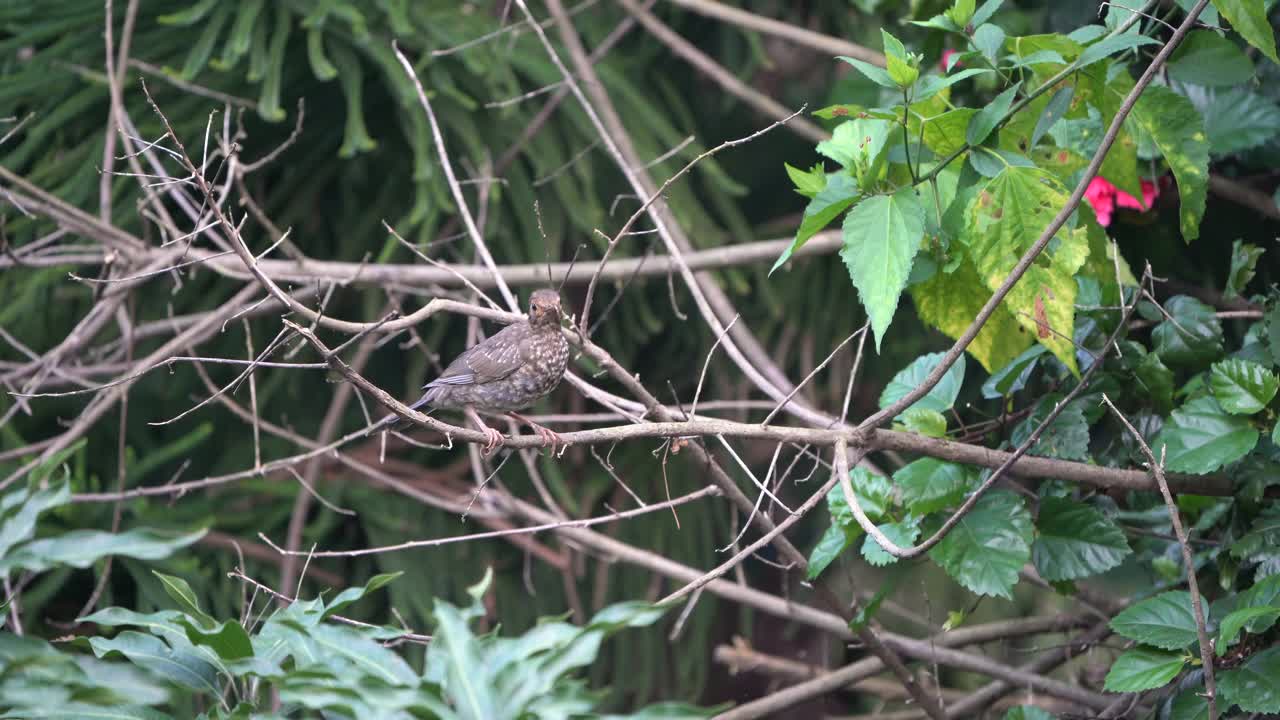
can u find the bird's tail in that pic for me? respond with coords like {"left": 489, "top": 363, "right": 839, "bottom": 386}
{"left": 366, "top": 393, "right": 437, "bottom": 436}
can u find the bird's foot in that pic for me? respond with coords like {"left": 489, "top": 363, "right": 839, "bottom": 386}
{"left": 481, "top": 426, "right": 504, "bottom": 456}
{"left": 508, "top": 412, "right": 567, "bottom": 456}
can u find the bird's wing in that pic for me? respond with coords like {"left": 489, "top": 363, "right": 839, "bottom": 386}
{"left": 423, "top": 325, "right": 524, "bottom": 388}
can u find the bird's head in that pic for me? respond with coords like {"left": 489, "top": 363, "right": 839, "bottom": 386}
{"left": 527, "top": 289, "right": 563, "bottom": 327}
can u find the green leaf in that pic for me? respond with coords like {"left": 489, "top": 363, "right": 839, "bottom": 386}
{"left": 982, "top": 345, "right": 1047, "bottom": 398}
{"left": 179, "top": 618, "right": 255, "bottom": 661}
{"left": 817, "top": 119, "right": 893, "bottom": 172}
{"left": 0, "top": 479, "right": 71, "bottom": 560}
{"left": 899, "top": 408, "right": 948, "bottom": 437}
{"left": 862, "top": 519, "right": 920, "bottom": 566}
{"left": 808, "top": 522, "right": 860, "bottom": 580}
{"left": 1213, "top": 0, "right": 1279, "bottom": 64}
{"left": 1031, "top": 86, "right": 1074, "bottom": 149}
{"left": 895, "top": 459, "right": 977, "bottom": 515}
{"left": 152, "top": 572, "right": 216, "bottom": 629}
{"left": 1210, "top": 358, "right": 1278, "bottom": 414}
{"left": 1218, "top": 646, "right": 1280, "bottom": 713}
{"left": 1170, "top": 688, "right": 1211, "bottom": 720}
{"left": 1218, "top": 606, "right": 1280, "bottom": 653}
{"left": 1032, "top": 497, "right": 1131, "bottom": 581}
{"left": 912, "top": 255, "right": 1032, "bottom": 373}
{"left": 967, "top": 82, "right": 1021, "bottom": 146}
{"left": 947, "top": 0, "right": 976, "bottom": 26}
{"left": 1136, "top": 351, "right": 1176, "bottom": 413}
{"left": 1152, "top": 296, "right": 1224, "bottom": 367}
{"left": 964, "top": 167, "right": 1089, "bottom": 373}
{"left": 922, "top": 108, "right": 979, "bottom": 156}
{"left": 1110, "top": 591, "right": 1199, "bottom": 650}
{"left": 1226, "top": 239, "right": 1265, "bottom": 299}
{"left": 324, "top": 571, "right": 403, "bottom": 618}
{"left": 0, "top": 529, "right": 206, "bottom": 575}
{"left": 1103, "top": 647, "right": 1186, "bottom": 692}
{"left": 838, "top": 56, "right": 897, "bottom": 89}
{"left": 840, "top": 188, "right": 927, "bottom": 350}
{"left": 879, "top": 351, "right": 967, "bottom": 415}
{"left": 914, "top": 68, "right": 994, "bottom": 102}
{"left": 772, "top": 174, "right": 858, "bottom": 274}
{"left": 1010, "top": 396, "right": 1091, "bottom": 461}
{"left": 1168, "top": 30, "right": 1255, "bottom": 86}
{"left": 844, "top": 467, "right": 894, "bottom": 522}
{"left": 1231, "top": 504, "right": 1280, "bottom": 560}
{"left": 973, "top": 24, "right": 1005, "bottom": 63}
{"left": 1131, "top": 86, "right": 1210, "bottom": 242}
{"left": 785, "top": 162, "right": 829, "bottom": 198}
{"left": 89, "top": 631, "right": 220, "bottom": 695}
{"left": 1077, "top": 33, "right": 1160, "bottom": 67}
{"left": 1155, "top": 396, "right": 1259, "bottom": 474}
{"left": 927, "top": 490, "right": 1033, "bottom": 599}
{"left": 1189, "top": 86, "right": 1280, "bottom": 156}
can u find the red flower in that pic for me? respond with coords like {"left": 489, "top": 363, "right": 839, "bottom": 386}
{"left": 940, "top": 49, "right": 962, "bottom": 72}
{"left": 1083, "top": 176, "right": 1160, "bottom": 227}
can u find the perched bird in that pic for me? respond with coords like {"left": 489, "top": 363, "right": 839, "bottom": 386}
{"left": 404, "top": 289, "right": 570, "bottom": 454}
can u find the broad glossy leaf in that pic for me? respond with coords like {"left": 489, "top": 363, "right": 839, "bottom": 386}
{"left": 0, "top": 529, "right": 206, "bottom": 575}
{"left": 808, "top": 522, "right": 860, "bottom": 580}
{"left": 152, "top": 572, "right": 215, "bottom": 629}
{"left": 911, "top": 256, "right": 1032, "bottom": 373}
{"left": 894, "top": 459, "right": 977, "bottom": 515}
{"left": 1185, "top": 85, "right": 1280, "bottom": 156}
{"left": 982, "top": 344, "right": 1046, "bottom": 398}
{"left": 1152, "top": 296, "right": 1224, "bottom": 367}
{"left": 1168, "top": 30, "right": 1255, "bottom": 86}
{"left": 840, "top": 187, "right": 928, "bottom": 350}
{"left": 862, "top": 519, "right": 920, "bottom": 566}
{"left": 1110, "top": 591, "right": 1199, "bottom": 650}
{"left": 1010, "top": 396, "right": 1091, "bottom": 461}
{"left": 967, "top": 83, "right": 1021, "bottom": 146}
{"left": 965, "top": 167, "right": 1088, "bottom": 373}
{"left": 927, "top": 490, "right": 1033, "bottom": 599}
{"left": 1131, "top": 86, "right": 1210, "bottom": 242}
{"left": 1170, "top": 688, "right": 1210, "bottom": 720}
{"left": 0, "top": 480, "right": 71, "bottom": 560}
{"left": 1213, "top": 0, "right": 1279, "bottom": 64}
{"left": 1218, "top": 646, "right": 1280, "bottom": 713}
{"left": 89, "top": 631, "right": 220, "bottom": 695}
{"left": 879, "top": 351, "right": 967, "bottom": 415}
{"left": 178, "top": 618, "right": 254, "bottom": 661}
{"left": 1155, "top": 396, "right": 1258, "bottom": 474}
{"left": 1210, "top": 358, "right": 1278, "bottom": 414}
{"left": 1218, "top": 606, "right": 1280, "bottom": 653}
{"left": 324, "top": 571, "right": 403, "bottom": 619}
{"left": 1103, "top": 648, "right": 1186, "bottom": 692}
{"left": 1032, "top": 497, "right": 1131, "bottom": 581}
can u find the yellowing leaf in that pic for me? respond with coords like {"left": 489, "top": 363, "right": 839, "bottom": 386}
{"left": 1131, "top": 85, "right": 1210, "bottom": 242}
{"left": 911, "top": 255, "right": 1032, "bottom": 373}
{"left": 964, "top": 167, "right": 1088, "bottom": 374}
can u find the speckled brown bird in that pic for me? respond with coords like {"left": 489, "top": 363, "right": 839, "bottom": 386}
{"left": 408, "top": 289, "right": 570, "bottom": 454}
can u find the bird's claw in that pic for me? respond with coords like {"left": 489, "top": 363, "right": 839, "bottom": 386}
{"left": 532, "top": 424, "right": 566, "bottom": 455}
{"left": 481, "top": 427, "right": 504, "bottom": 456}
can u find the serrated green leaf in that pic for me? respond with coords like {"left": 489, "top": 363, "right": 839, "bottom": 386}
{"left": 1110, "top": 591, "right": 1199, "bottom": 650}
{"left": 894, "top": 459, "right": 977, "bottom": 515}
{"left": 1131, "top": 86, "right": 1209, "bottom": 241}
{"left": 922, "top": 108, "right": 978, "bottom": 156}
{"left": 1010, "top": 396, "right": 1091, "bottom": 460}
{"left": 1187, "top": 85, "right": 1280, "bottom": 156}
{"left": 1226, "top": 239, "right": 1265, "bottom": 299}
{"left": 967, "top": 83, "right": 1021, "bottom": 146}
{"left": 899, "top": 407, "right": 948, "bottom": 437}
{"left": 1232, "top": 504, "right": 1280, "bottom": 560}
{"left": 879, "top": 351, "right": 967, "bottom": 416}
{"left": 1033, "top": 497, "right": 1131, "bottom": 581}
{"left": 1213, "top": 0, "right": 1279, "bottom": 64}
{"left": 927, "top": 490, "right": 1033, "bottom": 599}
{"left": 1103, "top": 647, "right": 1186, "bottom": 692}
{"left": 785, "top": 162, "right": 828, "bottom": 198}
{"left": 965, "top": 166, "right": 1088, "bottom": 374}
{"left": 1152, "top": 296, "right": 1224, "bottom": 367}
{"left": 982, "top": 344, "right": 1047, "bottom": 398}
{"left": 818, "top": 119, "right": 893, "bottom": 172}
{"left": 1169, "top": 30, "right": 1255, "bottom": 86}
{"left": 1136, "top": 350, "right": 1176, "bottom": 414}
{"left": 862, "top": 519, "right": 920, "bottom": 566}
{"left": 772, "top": 174, "right": 858, "bottom": 274}
{"left": 840, "top": 187, "right": 927, "bottom": 350}
{"left": 808, "top": 522, "right": 860, "bottom": 580}
{"left": 1170, "top": 687, "right": 1211, "bottom": 720}
{"left": 1155, "top": 395, "right": 1259, "bottom": 474}
{"left": 1218, "top": 646, "right": 1280, "bottom": 713}
{"left": 1210, "top": 358, "right": 1278, "bottom": 414}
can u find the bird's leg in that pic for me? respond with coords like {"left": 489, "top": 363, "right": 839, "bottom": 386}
{"left": 465, "top": 406, "right": 504, "bottom": 455}
{"left": 507, "top": 411, "right": 565, "bottom": 454}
